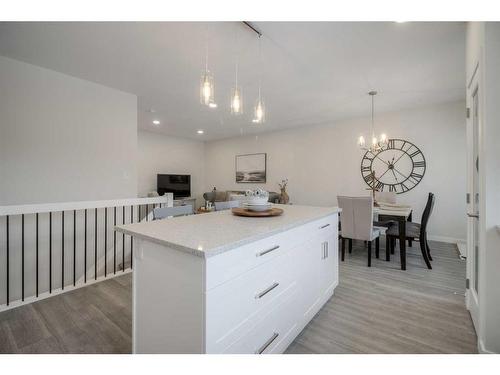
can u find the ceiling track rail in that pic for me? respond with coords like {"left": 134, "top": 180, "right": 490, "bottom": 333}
{"left": 242, "top": 21, "right": 262, "bottom": 37}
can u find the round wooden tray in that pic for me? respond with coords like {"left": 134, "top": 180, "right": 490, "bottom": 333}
{"left": 231, "top": 207, "right": 284, "bottom": 217}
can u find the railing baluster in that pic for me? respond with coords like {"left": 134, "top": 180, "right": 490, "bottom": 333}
{"left": 22, "top": 214, "right": 25, "bottom": 301}
{"left": 130, "top": 205, "right": 133, "bottom": 269}
{"left": 49, "top": 212, "right": 52, "bottom": 293}
{"left": 104, "top": 207, "right": 107, "bottom": 277}
{"left": 122, "top": 206, "right": 125, "bottom": 272}
{"left": 73, "top": 210, "right": 76, "bottom": 286}
{"left": 84, "top": 209, "right": 87, "bottom": 283}
{"left": 146, "top": 204, "right": 149, "bottom": 221}
{"left": 114, "top": 207, "right": 116, "bottom": 274}
{"left": 36, "top": 213, "right": 39, "bottom": 297}
{"left": 6, "top": 215, "right": 9, "bottom": 306}
{"left": 94, "top": 208, "right": 97, "bottom": 280}
{"left": 61, "top": 211, "right": 64, "bottom": 290}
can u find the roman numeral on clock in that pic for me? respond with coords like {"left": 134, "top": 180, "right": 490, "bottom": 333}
{"left": 413, "top": 161, "right": 425, "bottom": 168}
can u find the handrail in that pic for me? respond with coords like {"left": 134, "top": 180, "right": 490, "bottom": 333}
{"left": 0, "top": 195, "right": 172, "bottom": 216}
{"left": 0, "top": 194, "right": 173, "bottom": 311}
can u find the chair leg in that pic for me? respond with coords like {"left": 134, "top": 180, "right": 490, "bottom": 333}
{"left": 425, "top": 235, "right": 433, "bottom": 261}
{"left": 375, "top": 237, "right": 380, "bottom": 258}
{"left": 367, "top": 241, "right": 372, "bottom": 267}
{"left": 348, "top": 238, "right": 353, "bottom": 253}
{"left": 341, "top": 237, "right": 345, "bottom": 261}
{"left": 419, "top": 236, "right": 432, "bottom": 269}
{"left": 385, "top": 236, "right": 390, "bottom": 261}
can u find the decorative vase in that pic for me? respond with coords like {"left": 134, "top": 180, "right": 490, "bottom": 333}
{"left": 279, "top": 188, "right": 290, "bottom": 204}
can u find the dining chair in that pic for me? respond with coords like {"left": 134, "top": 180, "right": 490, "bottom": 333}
{"left": 153, "top": 205, "right": 193, "bottom": 220}
{"left": 337, "top": 196, "right": 381, "bottom": 267}
{"left": 385, "top": 193, "right": 435, "bottom": 269}
{"left": 214, "top": 200, "right": 240, "bottom": 211}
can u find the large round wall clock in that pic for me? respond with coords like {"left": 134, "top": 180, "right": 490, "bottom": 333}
{"left": 360, "top": 138, "right": 426, "bottom": 194}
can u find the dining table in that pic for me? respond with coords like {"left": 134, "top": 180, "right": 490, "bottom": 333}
{"left": 374, "top": 205, "right": 413, "bottom": 270}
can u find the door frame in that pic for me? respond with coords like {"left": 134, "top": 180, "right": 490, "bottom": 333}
{"left": 465, "top": 61, "right": 481, "bottom": 333}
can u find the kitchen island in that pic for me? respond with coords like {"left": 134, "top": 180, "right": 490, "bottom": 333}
{"left": 115, "top": 204, "right": 340, "bottom": 354}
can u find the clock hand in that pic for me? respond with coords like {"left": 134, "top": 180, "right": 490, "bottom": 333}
{"left": 392, "top": 152, "right": 406, "bottom": 167}
{"left": 367, "top": 150, "right": 389, "bottom": 166}
{"left": 377, "top": 166, "right": 392, "bottom": 180}
{"left": 393, "top": 166, "right": 408, "bottom": 180}
{"left": 391, "top": 169, "right": 399, "bottom": 183}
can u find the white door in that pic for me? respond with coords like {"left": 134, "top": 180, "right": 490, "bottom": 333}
{"left": 466, "top": 68, "right": 480, "bottom": 331}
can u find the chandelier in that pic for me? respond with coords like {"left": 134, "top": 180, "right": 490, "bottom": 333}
{"left": 358, "top": 91, "right": 387, "bottom": 152}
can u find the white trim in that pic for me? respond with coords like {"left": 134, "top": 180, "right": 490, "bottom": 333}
{"left": 457, "top": 240, "right": 467, "bottom": 258}
{"left": 0, "top": 269, "right": 133, "bottom": 313}
{"left": 478, "top": 338, "right": 497, "bottom": 354}
{"left": 427, "top": 234, "right": 466, "bottom": 244}
{"left": 0, "top": 195, "right": 173, "bottom": 216}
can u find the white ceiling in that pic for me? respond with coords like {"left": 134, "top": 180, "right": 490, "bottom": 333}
{"left": 0, "top": 22, "right": 465, "bottom": 141}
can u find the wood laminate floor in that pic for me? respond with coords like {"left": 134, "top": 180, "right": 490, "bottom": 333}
{"left": 0, "top": 238, "right": 477, "bottom": 354}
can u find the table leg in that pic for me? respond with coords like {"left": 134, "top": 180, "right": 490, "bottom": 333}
{"left": 399, "top": 217, "right": 406, "bottom": 270}
{"left": 407, "top": 211, "right": 413, "bottom": 247}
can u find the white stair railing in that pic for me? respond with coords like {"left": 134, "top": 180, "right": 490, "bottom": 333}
{"left": 0, "top": 194, "right": 173, "bottom": 312}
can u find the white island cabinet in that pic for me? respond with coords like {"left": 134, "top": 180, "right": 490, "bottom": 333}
{"left": 115, "top": 204, "right": 340, "bottom": 354}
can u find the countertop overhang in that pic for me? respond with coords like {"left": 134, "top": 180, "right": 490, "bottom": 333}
{"left": 115, "top": 204, "right": 341, "bottom": 258}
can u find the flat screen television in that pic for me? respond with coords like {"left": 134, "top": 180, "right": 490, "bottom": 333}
{"left": 157, "top": 174, "right": 191, "bottom": 199}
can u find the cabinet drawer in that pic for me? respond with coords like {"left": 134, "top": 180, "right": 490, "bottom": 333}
{"left": 205, "top": 246, "right": 299, "bottom": 353}
{"left": 206, "top": 230, "right": 301, "bottom": 290}
{"left": 223, "top": 286, "right": 300, "bottom": 354}
{"left": 307, "top": 214, "right": 337, "bottom": 238}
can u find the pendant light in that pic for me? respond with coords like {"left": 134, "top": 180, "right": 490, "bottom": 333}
{"left": 230, "top": 30, "right": 243, "bottom": 115}
{"left": 358, "top": 91, "right": 387, "bottom": 151}
{"left": 253, "top": 35, "right": 265, "bottom": 124}
{"left": 200, "top": 30, "right": 215, "bottom": 107}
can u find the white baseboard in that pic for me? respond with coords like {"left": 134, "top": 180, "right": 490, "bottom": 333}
{"left": 427, "top": 234, "right": 465, "bottom": 244}
{"left": 478, "top": 338, "right": 498, "bottom": 354}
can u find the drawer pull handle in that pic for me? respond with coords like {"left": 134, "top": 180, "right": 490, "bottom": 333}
{"left": 256, "top": 282, "right": 280, "bottom": 299}
{"left": 256, "top": 245, "right": 280, "bottom": 257}
{"left": 256, "top": 332, "right": 279, "bottom": 354}
{"left": 319, "top": 223, "right": 331, "bottom": 229}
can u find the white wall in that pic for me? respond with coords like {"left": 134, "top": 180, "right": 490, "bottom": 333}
{"left": 466, "top": 21, "right": 500, "bottom": 354}
{"left": 0, "top": 56, "right": 138, "bottom": 205}
{"left": 205, "top": 101, "right": 466, "bottom": 242}
{"left": 137, "top": 130, "right": 205, "bottom": 205}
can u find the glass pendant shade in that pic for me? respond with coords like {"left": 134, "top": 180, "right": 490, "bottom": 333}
{"left": 200, "top": 70, "right": 215, "bottom": 106}
{"left": 253, "top": 98, "right": 265, "bottom": 123}
{"left": 358, "top": 135, "right": 366, "bottom": 147}
{"left": 230, "top": 87, "right": 243, "bottom": 115}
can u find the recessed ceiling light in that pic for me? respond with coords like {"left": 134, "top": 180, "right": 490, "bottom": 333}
{"left": 209, "top": 103, "right": 218, "bottom": 108}
{"left": 197, "top": 130, "right": 204, "bottom": 134}
{"left": 395, "top": 21, "right": 407, "bottom": 23}
{"left": 152, "top": 120, "right": 160, "bottom": 125}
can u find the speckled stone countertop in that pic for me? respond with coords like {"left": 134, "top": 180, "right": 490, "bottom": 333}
{"left": 115, "top": 204, "right": 340, "bottom": 258}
